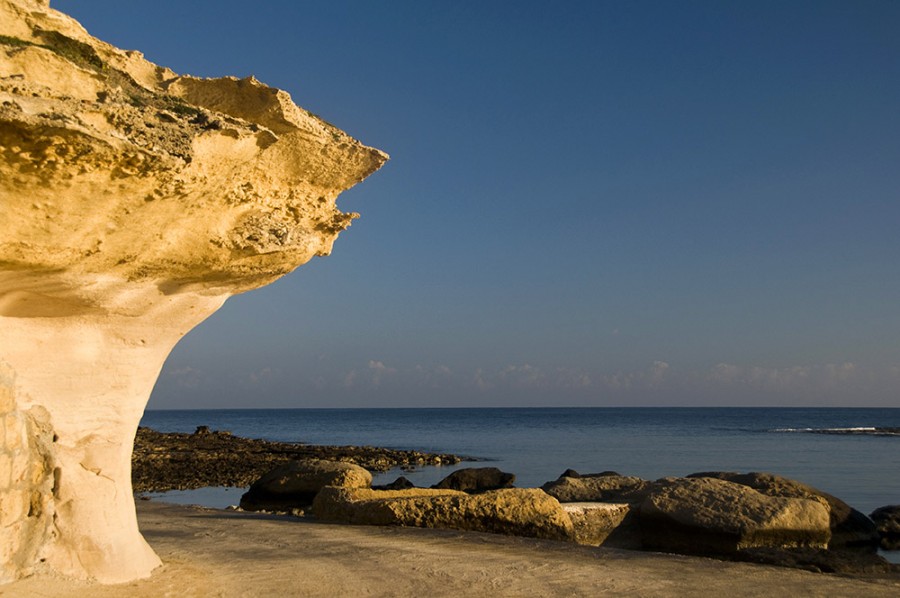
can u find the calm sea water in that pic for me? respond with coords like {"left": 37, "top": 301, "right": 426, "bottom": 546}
{"left": 139, "top": 407, "right": 900, "bottom": 517}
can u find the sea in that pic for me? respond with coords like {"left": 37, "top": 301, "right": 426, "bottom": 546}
{"left": 139, "top": 407, "right": 900, "bottom": 560}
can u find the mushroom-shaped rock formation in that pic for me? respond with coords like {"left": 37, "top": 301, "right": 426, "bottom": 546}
{"left": 0, "top": 0, "right": 387, "bottom": 584}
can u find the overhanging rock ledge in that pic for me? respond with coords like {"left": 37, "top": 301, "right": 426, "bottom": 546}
{"left": 0, "top": 0, "right": 387, "bottom": 583}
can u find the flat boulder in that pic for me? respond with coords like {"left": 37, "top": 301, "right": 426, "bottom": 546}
{"left": 239, "top": 459, "right": 371, "bottom": 512}
{"left": 640, "top": 477, "right": 831, "bottom": 556}
{"left": 312, "top": 487, "right": 573, "bottom": 541}
{"left": 432, "top": 467, "right": 515, "bottom": 493}
{"left": 542, "top": 473, "right": 650, "bottom": 504}
{"left": 689, "top": 471, "right": 879, "bottom": 548}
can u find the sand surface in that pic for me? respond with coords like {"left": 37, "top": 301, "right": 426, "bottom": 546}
{"left": 2, "top": 501, "right": 899, "bottom": 597}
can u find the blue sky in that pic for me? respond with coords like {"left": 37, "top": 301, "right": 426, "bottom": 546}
{"left": 55, "top": 1, "right": 900, "bottom": 408}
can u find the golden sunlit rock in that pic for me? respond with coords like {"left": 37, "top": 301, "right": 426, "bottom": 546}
{"left": 0, "top": 0, "right": 386, "bottom": 583}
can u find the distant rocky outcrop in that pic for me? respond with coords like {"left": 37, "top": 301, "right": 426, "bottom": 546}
{"left": 0, "top": 0, "right": 386, "bottom": 584}
{"left": 132, "top": 427, "right": 460, "bottom": 493}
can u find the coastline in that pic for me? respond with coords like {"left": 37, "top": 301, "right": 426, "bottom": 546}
{"left": 4, "top": 501, "right": 898, "bottom": 597}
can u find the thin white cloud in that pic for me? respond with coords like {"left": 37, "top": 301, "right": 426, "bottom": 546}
{"left": 166, "top": 366, "right": 203, "bottom": 389}
{"left": 248, "top": 367, "right": 276, "bottom": 384}
{"left": 367, "top": 359, "right": 396, "bottom": 387}
{"left": 704, "top": 362, "right": 865, "bottom": 392}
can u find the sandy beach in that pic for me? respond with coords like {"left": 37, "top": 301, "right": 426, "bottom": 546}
{"left": 2, "top": 501, "right": 897, "bottom": 598}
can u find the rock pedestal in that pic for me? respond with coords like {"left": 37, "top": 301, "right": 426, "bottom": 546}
{"left": 0, "top": 0, "right": 386, "bottom": 583}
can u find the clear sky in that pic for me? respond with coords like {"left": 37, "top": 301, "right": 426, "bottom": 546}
{"left": 54, "top": 0, "right": 900, "bottom": 408}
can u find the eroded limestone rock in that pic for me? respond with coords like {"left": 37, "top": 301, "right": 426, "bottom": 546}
{"left": 688, "top": 471, "right": 880, "bottom": 548}
{"left": 639, "top": 477, "right": 831, "bottom": 555}
{"left": 0, "top": 0, "right": 386, "bottom": 583}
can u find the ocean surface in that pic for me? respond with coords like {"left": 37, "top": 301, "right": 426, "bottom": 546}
{"left": 140, "top": 407, "right": 900, "bottom": 517}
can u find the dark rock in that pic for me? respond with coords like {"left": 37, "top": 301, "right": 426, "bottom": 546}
{"left": 193, "top": 425, "right": 211, "bottom": 435}
{"left": 560, "top": 468, "right": 581, "bottom": 478}
{"left": 870, "top": 505, "right": 900, "bottom": 549}
{"left": 689, "top": 471, "right": 880, "bottom": 548}
{"left": 871, "top": 505, "right": 900, "bottom": 535}
{"left": 373, "top": 476, "right": 415, "bottom": 491}
{"left": 432, "top": 467, "right": 515, "bottom": 494}
{"left": 239, "top": 459, "right": 371, "bottom": 512}
{"left": 639, "top": 477, "right": 831, "bottom": 556}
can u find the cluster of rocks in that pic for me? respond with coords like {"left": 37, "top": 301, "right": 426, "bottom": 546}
{"left": 232, "top": 461, "right": 899, "bottom": 577}
{"left": 540, "top": 470, "right": 897, "bottom": 575}
{"left": 131, "top": 427, "right": 461, "bottom": 493}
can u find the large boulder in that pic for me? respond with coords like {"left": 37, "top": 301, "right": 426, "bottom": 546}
{"left": 542, "top": 473, "right": 650, "bottom": 504}
{"left": 689, "top": 472, "right": 879, "bottom": 548}
{"left": 313, "top": 487, "right": 574, "bottom": 541}
{"left": 239, "top": 460, "right": 371, "bottom": 512}
{"left": 639, "top": 477, "right": 831, "bottom": 555}
{"left": 432, "top": 467, "right": 515, "bottom": 493}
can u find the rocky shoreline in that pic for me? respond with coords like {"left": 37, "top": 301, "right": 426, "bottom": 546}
{"left": 133, "top": 427, "right": 900, "bottom": 579}
{"left": 131, "top": 426, "right": 463, "bottom": 493}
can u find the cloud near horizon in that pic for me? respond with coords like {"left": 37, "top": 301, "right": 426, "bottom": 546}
{"left": 155, "top": 358, "right": 899, "bottom": 408}
{"left": 309, "top": 359, "right": 896, "bottom": 398}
